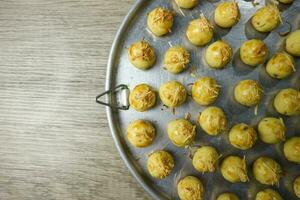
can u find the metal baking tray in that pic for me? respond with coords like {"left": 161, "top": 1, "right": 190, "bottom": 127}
{"left": 98, "top": 0, "right": 300, "bottom": 199}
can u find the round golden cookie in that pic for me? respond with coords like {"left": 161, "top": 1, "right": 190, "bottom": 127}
{"left": 127, "top": 120, "right": 155, "bottom": 148}
{"left": 220, "top": 156, "right": 248, "bottom": 183}
{"left": 214, "top": 1, "right": 240, "bottom": 28}
{"left": 294, "top": 176, "right": 300, "bottom": 198}
{"left": 147, "top": 7, "right": 174, "bottom": 37}
{"left": 240, "top": 39, "right": 268, "bottom": 66}
{"left": 175, "top": 0, "right": 198, "bottom": 9}
{"left": 186, "top": 15, "right": 214, "bottom": 46}
{"left": 177, "top": 176, "right": 204, "bottom": 200}
{"left": 164, "top": 46, "right": 190, "bottom": 74}
{"left": 205, "top": 40, "right": 233, "bottom": 69}
{"left": 283, "top": 136, "right": 300, "bottom": 164}
{"left": 217, "top": 193, "right": 239, "bottom": 200}
{"left": 159, "top": 80, "right": 187, "bottom": 108}
{"left": 192, "top": 146, "right": 220, "bottom": 173}
{"left": 278, "top": 0, "right": 293, "bottom": 4}
{"left": 167, "top": 119, "right": 196, "bottom": 147}
{"left": 229, "top": 123, "right": 257, "bottom": 150}
{"left": 255, "top": 189, "right": 282, "bottom": 200}
{"left": 147, "top": 150, "right": 174, "bottom": 179}
{"left": 129, "top": 84, "right": 156, "bottom": 112}
{"left": 286, "top": 29, "right": 300, "bottom": 57}
{"left": 192, "top": 77, "right": 220, "bottom": 106}
{"left": 258, "top": 117, "right": 286, "bottom": 144}
{"left": 253, "top": 156, "right": 283, "bottom": 185}
{"left": 273, "top": 88, "right": 300, "bottom": 116}
{"left": 234, "top": 79, "right": 263, "bottom": 107}
{"left": 198, "top": 106, "right": 227, "bottom": 136}
{"left": 251, "top": 4, "right": 280, "bottom": 33}
{"left": 128, "top": 40, "right": 156, "bottom": 70}
{"left": 266, "top": 52, "right": 295, "bottom": 79}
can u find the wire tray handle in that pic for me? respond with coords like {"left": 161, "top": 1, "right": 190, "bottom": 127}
{"left": 96, "top": 84, "right": 130, "bottom": 110}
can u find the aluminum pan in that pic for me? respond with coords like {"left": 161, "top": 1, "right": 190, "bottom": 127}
{"left": 105, "top": 0, "right": 300, "bottom": 199}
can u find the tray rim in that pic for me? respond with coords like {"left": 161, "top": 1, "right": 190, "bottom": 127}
{"left": 105, "top": 0, "right": 164, "bottom": 199}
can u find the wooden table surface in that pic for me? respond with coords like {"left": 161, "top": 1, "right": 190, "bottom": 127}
{"left": 0, "top": 1, "right": 151, "bottom": 199}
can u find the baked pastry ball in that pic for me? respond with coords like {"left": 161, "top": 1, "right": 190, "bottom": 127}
{"left": 229, "top": 123, "right": 258, "bottom": 150}
{"left": 220, "top": 156, "right": 248, "bottom": 183}
{"left": 186, "top": 15, "right": 214, "bottom": 46}
{"left": 251, "top": 4, "right": 280, "bottom": 33}
{"left": 192, "top": 146, "right": 220, "bottom": 173}
{"left": 164, "top": 46, "right": 190, "bottom": 74}
{"left": 278, "top": 0, "right": 293, "bottom": 4}
{"left": 217, "top": 193, "right": 239, "bottom": 200}
{"left": 192, "top": 77, "right": 220, "bottom": 106}
{"left": 258, "top": 117, "right": 286, "bottom": 144}
{"left": 234, "top": 80, "right": 263, "bottom": 107}
{"left": 147, "top": 7, "right": 174, "bottom": 37}
{"left": 283, "top": 137, "right": 300, "bottom": 163}
{"left": 294, "top": 176, "right": 300, "bottom": 198}
{"left": 198, "top": 106, "right": 227, "bottom": 136}
{"left": 159, "top": 80, "right": 187, "bottom": 108}
{"left": 128, "top": 40, "right": 156, "bottom": 70}
{"left": 167, "top": 119, "right": 196, "bottom": 147}
{"left": 177, "top": 176, "right": 204, "bottom": 200}
{"left": 127, "top": 120, "right": 156, "bottom": 148}
{"left": 240, "top": 39, "right": 268, "bottom": 66}
{"left": 175, "top": 0, "right": 198, "bottom": 9}
{"left": 253, "top": 157, "right": 283, "bottom": 185}
{"left": 214, "top": 1, "right": 240, "bottom": 28}
{"left": 255, "top": 189, "right": 282, "bottom": 200}
{"left": 147, "top": 150, "right": 174, "bottom": 179}
{"left": 205, "top": 40, "right": 233, "bottom": 69}
{"left": 266, "top": 52, "right": 296, "bottom": 79}
{"left": 129, "top": 84, "right": 156, "bottom": 112}
{"left": 286, "top": 30, "right": 300, "bottom": 57}
{"left": 273, "top": 88, "right": 300, "bottom": 116}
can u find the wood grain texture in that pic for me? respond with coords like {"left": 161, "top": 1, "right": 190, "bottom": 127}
{"left": 0, "top": 1, "right": 151, "bottom": 199}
